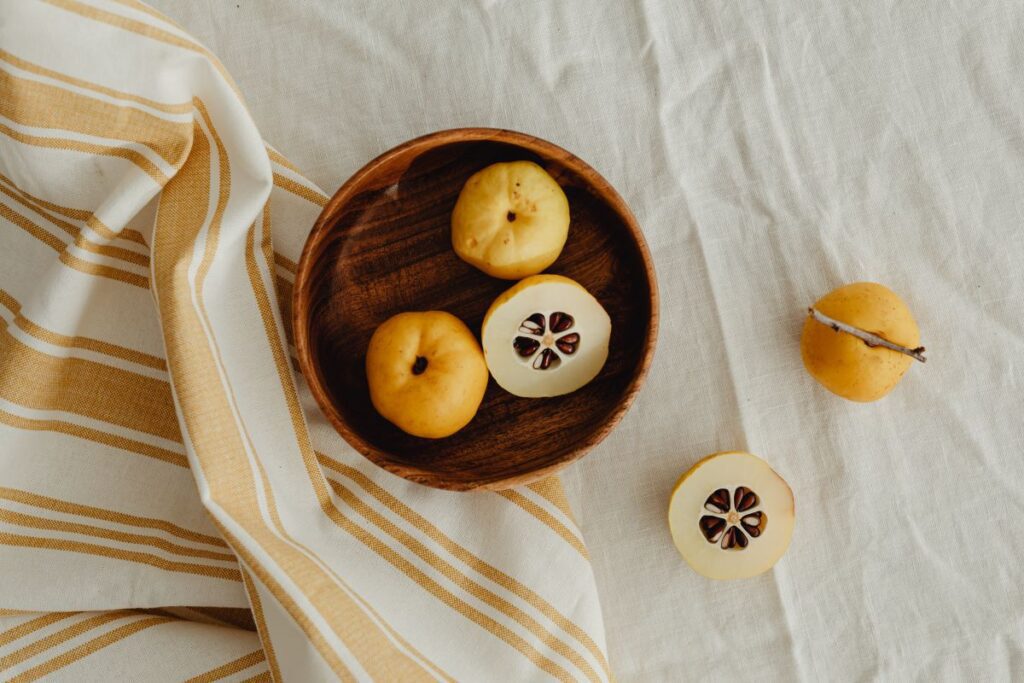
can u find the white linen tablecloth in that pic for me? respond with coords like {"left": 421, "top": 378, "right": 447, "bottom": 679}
{"left": 146, "top": 0, "right": 1024, "bottom": 679}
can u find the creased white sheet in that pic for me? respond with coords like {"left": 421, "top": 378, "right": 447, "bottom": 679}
{"left": 151, "top": 1, "right": 1024, "bottom": 679}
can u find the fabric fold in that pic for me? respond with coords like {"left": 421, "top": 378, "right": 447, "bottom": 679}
{"left": 0, "top": 1, "right": 610, "bottom": 680}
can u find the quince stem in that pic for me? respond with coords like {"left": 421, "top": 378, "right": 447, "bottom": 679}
{"left": 808, "top": 308, "right": 927, "bottom": 363}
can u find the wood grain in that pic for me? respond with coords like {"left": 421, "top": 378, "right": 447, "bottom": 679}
{"left": 293, "top": 129, "right": 658, "bottom": 491}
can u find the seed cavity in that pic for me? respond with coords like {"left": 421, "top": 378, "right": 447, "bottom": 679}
{"left": 699, "top": 486, "right": 766, "bottom": 551}
{"left": 556, "top": 333, "right": 579, "bottom": 355}
{"left": 412, "top": 356, "right": 428, "bottom": 375}
{"left": 549, "top": 312, "right": 574, "bottom": 333}
{"left": 740, "top": 512, "right": 765, "bottom": 538}
{"left": 532, "top": 348, "right": 559, "bottom": 370}
{"left": 734, "top": 486, "right": 759, "bottom": 512}
{"left": 704, "top": 488, "right": 731, "bottom": 514}
{"left": 513, "top": 336, "right": 540, "bottom": 357}
{"left": 520, "top": 313, "right": 545, "bottom": 335}
{"left": 699, "top": 516, "right": 726, "bottom": 543}
{"left": 513, "top": 312, "right": 580, "bottom": 371}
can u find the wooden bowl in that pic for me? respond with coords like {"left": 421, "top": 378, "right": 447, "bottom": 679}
{"left": 293, "top": 128, "right": 658, "bottom": 491}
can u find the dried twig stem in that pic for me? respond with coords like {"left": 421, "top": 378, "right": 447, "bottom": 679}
{"left": 808, "top": 308, "right": 927, "bottom": 363}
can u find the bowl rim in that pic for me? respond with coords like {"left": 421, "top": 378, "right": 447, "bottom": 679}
{"left": 293, "top": 127, "right": 660, "bottom": 491}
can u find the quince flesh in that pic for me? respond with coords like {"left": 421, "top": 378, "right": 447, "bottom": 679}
{"left": 481, "top": 274, "right": 610, "bottom": 398}
{"left": 669, "top": 451, "right": 795, "bottom": 580}
{"left": 801, "top": 282, "right": 920, "bottom": 402}
{"left": 366, "top": 311, "right": 488, "bottom": 439}
{"left": 451, "top": 161, "right": 570, "bottom": 280}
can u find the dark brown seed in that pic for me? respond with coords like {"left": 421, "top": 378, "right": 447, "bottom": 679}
{"left": 533, "top": 348, "right": 557, "bottom": 370}
{"left": 520, "top": 313, "right": 545, "bottom": 335}
{"left": 721, "top": 527, "right": 737, "bottom": 549}
{"left": 699, "top": 516, "right": 726, "bottom": 543}
{"left": 411, "top": 356, "right": 428, "bottom": 375}
{"left": 704, "top": 488, "right": 731, "bottom": 514}
{"left": 733, "top": 527, "right": 749, "bottom": 549}
{"left": 549, "top": 311, "right": 574, "bottom": 333}
{"left": 513, "top": 336, "right": 540, "bottom": 357}
{"left": 555, "top": 333, "right": 580, "bottom": 354}
{"left": 741, "top": 512, "right": 765, "bottom": 537}
{"left": 734, "top": 486, "right": 759, "bottom": 512}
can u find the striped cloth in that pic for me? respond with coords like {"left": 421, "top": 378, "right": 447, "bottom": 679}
{"left": 0, "top": 1, "right": 609, "bottom": 680}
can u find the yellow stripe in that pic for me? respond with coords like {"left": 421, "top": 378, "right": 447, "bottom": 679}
{"left": 9, "top": 615, "right": 173, "bottom": 682}
{"left": 184, "top": 649, "right": 265, "bottom": 683}
{"left": 247, "top": 208, "right": 453, "bottom": 683}
{"left": 0, "top": 508, "right": 236, "bottom": 563}
{"left": 320, "top": 479, "right": 576, "bottom": 682}
{"left": 0, "top": 184, "right": 149, "bottom": 268}
{"left": 241, "top": 570, "right": 282, "bottom": 682}
{"left": 239, "top": 674, "right": 272, "bottom": 683}
{"left": 0, "top": 324, "right": 181, "bottom": 443}
{"left": 0, "top": 613, "right": 80, "bottom": 648}
{"left": 72, "top": 235, "right": 149, "bottom": 267}
{"left": 0, "top": 121, "right": 168, "bottom": 185}
{"left": 154, "top": 108, "right": 430, "bottom": 680}
{"left": 526, "top": 478, "right": 578, "bottom": 524}
{"left": 326, "top": 477, "right": 597, "bottom": 681}
{"left": 0, "top": 172, "right": 149, "bottom": 248}
{"left": 96, "top": 222, "right": 148, "bottom": 249}
{"left": 272, "top": 252, "right": 296, "bottom": 274}
{"left": 41, "top": 0, "right": 244, "bottom": 101}
{"left": 0, "top": 182, "right": 79, "bottom": 238}
{"left": 0, "top": 68, "right": 191, "bottom": 166}
{"left": 274, "top": 275, "right": 293, "bottom": 345}
{"left": 0, "top": 611, "right": 131, "bottom": 671}
{"left": 266, "top": 147, "right": 301, "bottom": 175}
{"left": 218, "top": 529, "right": 355, "bottom": 683}
{"left": 0, "top": 289, "right": 166, "bottom": 370}
{"left": 0, "top": 408, "right": 187, "bottom": 468}
{"left": 0, "top": 488, "right": 223, "bottom": 548}
{"left": 0, "top": 201, "right": 64, "bottom": 251}
{"left": 58, "top": 250, "right": 150, "bottom": 288}
{"left": 319, "top": 455, "right": 609, "bottom": 678}
{"left": 0, "top": 171, "right": 88, "bottom": 220}
{"left": 108, "top": 0, "right": 185, "bottom": 29}
{"left": 0, "top": 532, "right": 241, "bottom": 582}
{"left": 0, "top": 199, "right": 150, "bottom": 288}
{"left": 0, "top": 49, "right": 192, "bottom": 115}
{"left": 272, "top": 173, "right": 327, "bottom": 207}
{"left": 498, "top": 490, "right": 589, "bottom": 559}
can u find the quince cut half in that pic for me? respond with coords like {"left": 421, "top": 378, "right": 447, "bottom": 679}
{"left": 451, "top": 161, "right": 570, "bottom": 280}
{"left": 482, "top": 274, "right": 610, "bottom": 398}
{"left": 669, "top": 451, "right": 795, "bottom": 580}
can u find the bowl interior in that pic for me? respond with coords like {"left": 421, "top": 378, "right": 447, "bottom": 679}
{"left": 298, "top": 131, "right": 655, "bottom": 490}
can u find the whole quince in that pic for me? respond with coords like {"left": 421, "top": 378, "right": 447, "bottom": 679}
{"left": 451, "top": 161, "right": 569, "bottom": 280}
{"left": 801, "top": 282, "right": 924, "bottom": 402}
{"left": 366, "top": 311, "right": 488, "bottom": 438}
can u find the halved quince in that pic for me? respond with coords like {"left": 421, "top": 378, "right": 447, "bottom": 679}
{"left": 668, "top": 451, "right": 795, "bottom": 580}
{"left": 481, "top": 274, "right": 610, "bottom": 398}
{"left": 451, "top": 161, "right": 570, "bottom": 279}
